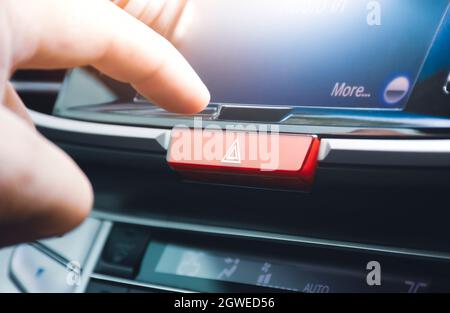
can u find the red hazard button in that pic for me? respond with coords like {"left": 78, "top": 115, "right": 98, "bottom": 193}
{"left": 167, "top": 128, "right": 320, "bottom": 190}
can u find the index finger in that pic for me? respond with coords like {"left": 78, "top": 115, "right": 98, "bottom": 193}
{"left": 6, "top": 0, "right": 210, "bottom": 114}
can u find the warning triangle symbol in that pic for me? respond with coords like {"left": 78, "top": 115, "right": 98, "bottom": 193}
{"left": 222, "top": 138, "right": 241, "bottom": 164}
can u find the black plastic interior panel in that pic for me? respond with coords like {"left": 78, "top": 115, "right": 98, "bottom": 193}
{"left": 11, "top": 70, "right": 65, "bottom": 82}
{"left": 12, "top": 70, "right": 66, "bottom": 114}
{"left": 56, "top": 142, "right": 450, "bottom": 255}
{"left": 216, "top": 106, "right": 293, "bottom": 123}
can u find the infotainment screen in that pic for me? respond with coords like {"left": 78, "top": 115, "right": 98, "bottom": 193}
{"left": 167, "top": 0, "right": 449, "bottom": 109}
{"left": 56, "top": 0, "right": 450, "bottom": 114}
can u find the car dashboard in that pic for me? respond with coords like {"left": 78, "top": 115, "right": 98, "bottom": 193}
{"left": 1, "top": 0, "right": 450, "bottom": 294}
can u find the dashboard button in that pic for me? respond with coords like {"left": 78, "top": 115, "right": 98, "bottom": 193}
{"left": 96, "top": 226, "right": 150, "bottom": 279}
{"left": 167, "top": 128, "right": 320, "bottom": 189}
{"left": 10, "top": 245, "right": 76, "bottom": 293}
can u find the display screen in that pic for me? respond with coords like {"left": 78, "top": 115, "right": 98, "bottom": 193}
{"left": 137, "top": 241, "right": 427, "bottom": 293}
{"left": 169, "top": 0, "right": 449, "bottom": 109}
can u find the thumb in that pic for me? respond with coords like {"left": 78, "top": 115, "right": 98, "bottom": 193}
{"left": 0, "top": 106, "right": 93, "bottom": 246}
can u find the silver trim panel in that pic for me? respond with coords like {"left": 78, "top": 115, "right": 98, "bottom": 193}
{"left": 76, "top": 221, "right": 112, "bottom": 293}
{"left": 12, "top": 81, "right": 62, "bottom": 94}
{"left": 30, "top": 110, "right": 171, "bottom": 152}
{"left": 31, "top": 111, "right": 450, "bottom": 167}
{"left": 319, "top": 138, "right": 450, "bottom": 167}
{"left": 90, "top": 273, "right": 193, "bottom": 293}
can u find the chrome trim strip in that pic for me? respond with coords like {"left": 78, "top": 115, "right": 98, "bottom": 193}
{"left": 29, "top": 110, "right": 171, "bottom": 151}
{"left": 31, "top": 110, "right": 450, "bottom": 166}
{"left": 319, "top": 138, "right": 450, "bottom": 167}
{"left": 76, "top": 221, "right": 112, "bottom": 293}
{"left": 217, "top": 103, "right": 294, "bottom": 110}
{"left": 11, "top": 81, "right": 62, "bottom": 94}
{"left": 90, "top": 273, "right": 193, "bottom": 293}
{"left": 91, "top": 210, "right": 450, "bottom": 261}
{"left": 29, "top": 242, "right": 69, "bottom": 267}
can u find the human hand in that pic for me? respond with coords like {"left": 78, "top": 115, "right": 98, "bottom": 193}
{"left": 0, "top": 0, "right": 209, "bottom": 246}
